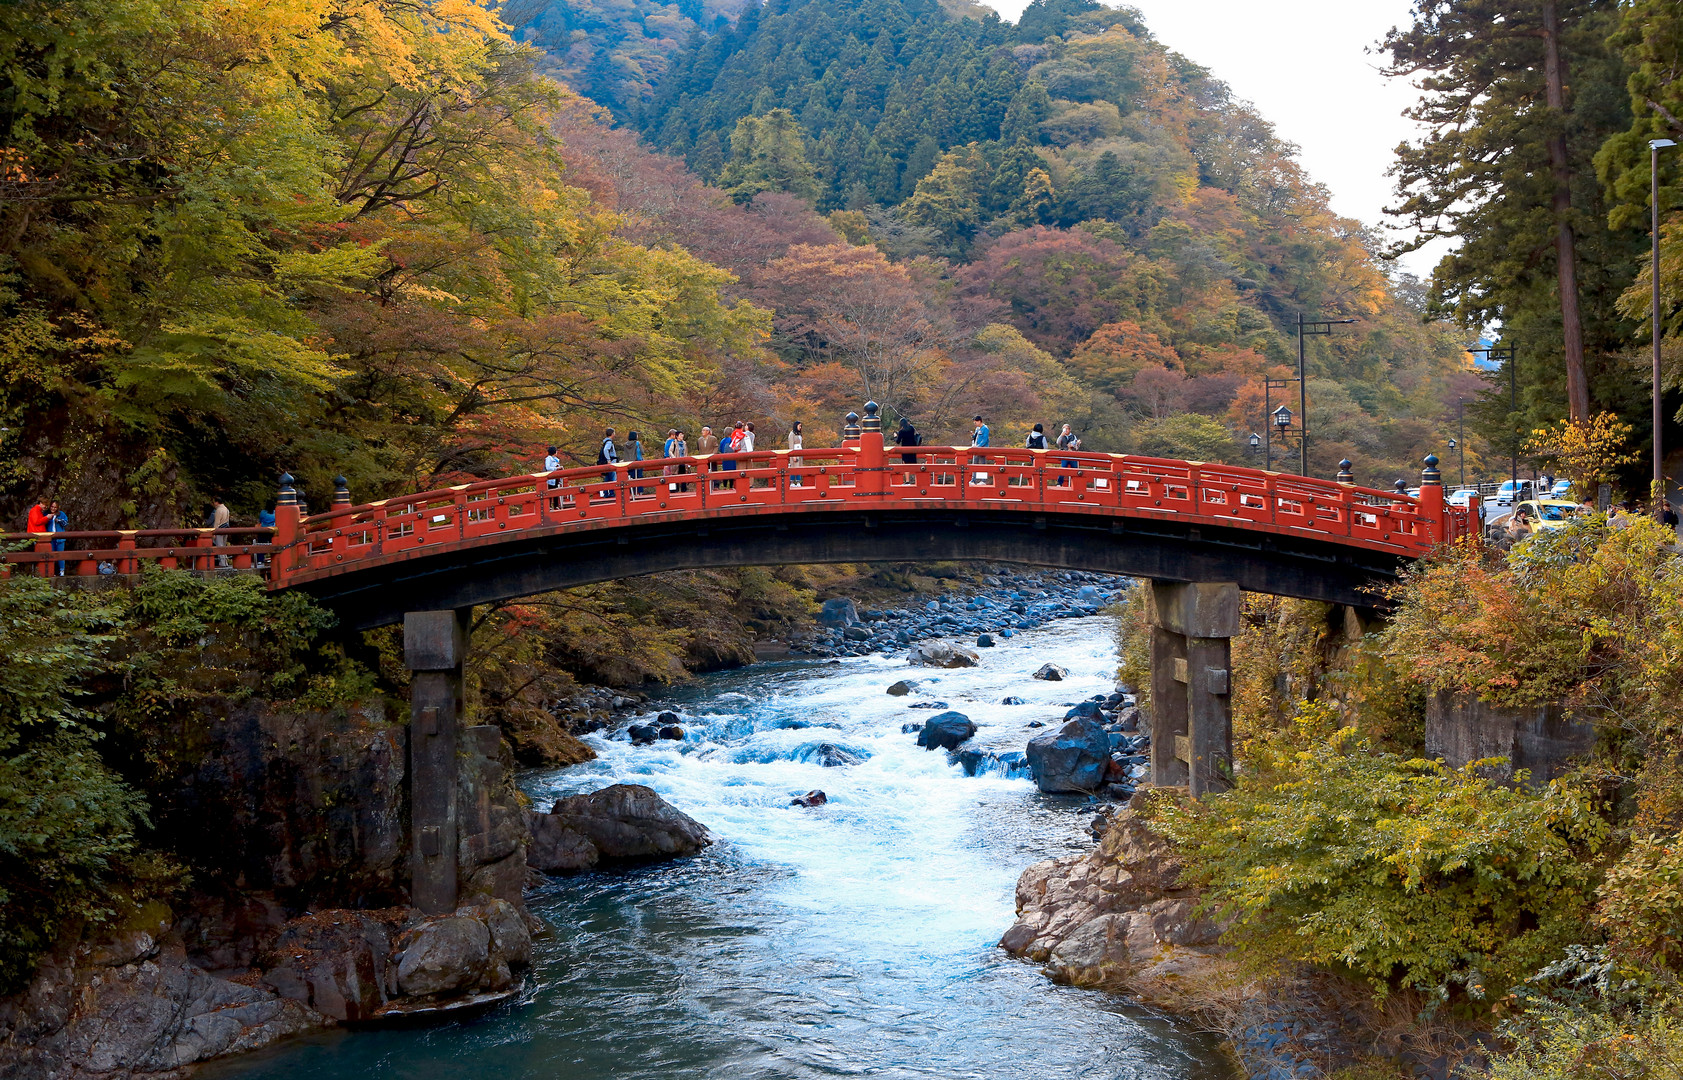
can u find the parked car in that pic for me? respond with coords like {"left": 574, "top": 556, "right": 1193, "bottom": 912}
{"left": 1513, "top": 499, "right": 1581, "bottom": 531}
{"left": 1495, "top": 479, "right": 1536, "bottom": 506}
{"left": 1449, "top": 488, "right": 1486, "bottom": 525}
{"left": 1550, "top": 478, "right": 1573, "bottom": 499}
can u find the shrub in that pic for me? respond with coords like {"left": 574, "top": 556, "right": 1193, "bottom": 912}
{"left": 1154, "top": 705, "right": 1608, "bottom": 1007}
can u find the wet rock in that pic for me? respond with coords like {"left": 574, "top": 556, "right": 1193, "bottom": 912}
{"left": 1033, "top": 663, "right": 1068, "bottom": 681}
{"left": 1025, "top": 718, "right": 1111, "bottom": 793}
{"left": 1027, "top": 720, "right": 1045, "bottom": 728}
{"left": 627, "top": 723, "right": 660, "bottom": 745}
{"left": 843, "top": 626, "right": 872, "bottom": 641}
{"left": 916, "top": 711, "right": 977, "bottom": 751}
{"left": 817, "top": 597, "right": 861, "bottom": 628}
{"left": 657, "top": 711, "right": 682, "bottom": 726}
{"left": 976, "top": 633, "right": 995, "bottom": 647}
{"left": 547, "top": 783, "right": 711, "bottom": 861}
{"left": 901, "top": 721, "right": 923, "bottom": 733}
{"left": 908, "top": 642, "right": 979, "bottom": 668}
{"left": 258, "top": 909, "right": 398, "bottom": 1021}
{"left": 907, "top": 700, "right": 950, "bottom": 709}
{"left": 525, "top": 811, "right": 598, "bottom": 873}
{"left": 395, "top": 916, "right": 489, "bottom": 998}
{"left": 801, "top": 743, "right": 863, "bottom": 767}
{"left": 1001, "top": 696, "right": 1026, "bottom": 705}
{"left": 658, "top": 725, "right": 685, "bottom": 740}
{"left": 952, "top": 748, "right": 989, "bottom": 776}
{"left": 790, "top": 790, "right": 828, "bottom": 807}
{"left": 1064, "top": 701, "right": 1103, "bottom": 720}
{"left": 886, "top": 680, "right": 919, "bottom": 696}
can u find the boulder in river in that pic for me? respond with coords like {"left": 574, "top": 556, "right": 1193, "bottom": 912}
{"left": 817, "top": 597, "right": 861, "bottom": 628}
{"left": 526, "top": 784, "right": 710, "bottom": 874}
{"left": 395, "top": 916, "right": 489, "bottom": 998}
{"left": 907, "top": 700, "right": 949, "bottom": 709}
{"left": 908, "top": 642, "right": 979, "bottom": 668}
{"left": 627, "top": 723, "right": 660, "bottom": 745}
{"left": 886, "top": 679, "right": 919, "bottom": 696}
{"left": 657, "top": 711, "right": 682, "bottom": 725}
{"left": 800, "top": 742, "right": 864, "bottom": 767}
{"left": 1033, "top": 663, "right": 1069, "bottom": 681}
{"left": 1064, "top": 701, "right": 1103, "bottom": 720}
{"left": 1001, "top": 696, "right": 1026, "bottom": 705}
{"left": 916, "top": 711, "right": 977, "bottom": 751}
{"left": 658, "top": 725, "right": 685, "bottom": 740}
{"left": 791, "top": 790, "right": 828, "bottom": 807}
{"left": 976, "top": 633, "right": 994, "bottom": 647}
{"left": 1025, "top": 718, "right": 1111, "bottom": 793}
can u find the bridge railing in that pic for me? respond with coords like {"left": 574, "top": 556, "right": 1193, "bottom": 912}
{"left": 0, "top": 527, "right": 277, "bottom": 578}
{"left": 1, "top": 441, "right": 1473, "bottom": 584}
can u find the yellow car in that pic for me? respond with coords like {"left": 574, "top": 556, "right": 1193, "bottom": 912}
{"left": 1512, "top": 499, "right": 1582, "bottom": 531}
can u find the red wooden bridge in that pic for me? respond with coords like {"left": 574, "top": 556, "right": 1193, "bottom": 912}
{"left": 2, "top": 407, "right": 1472, "bottom": 627}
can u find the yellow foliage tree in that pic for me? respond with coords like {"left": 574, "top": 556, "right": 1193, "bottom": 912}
{"left": 1523, "top": 412, "right": 1639, "bottom": 499}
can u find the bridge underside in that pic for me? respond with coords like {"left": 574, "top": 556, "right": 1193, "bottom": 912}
{"left": 295, "top": 507, "right": 1403, "bottom": 630}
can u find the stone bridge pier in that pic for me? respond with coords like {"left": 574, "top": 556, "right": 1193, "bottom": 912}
{"left": 1146, "top": 580, "right": 1239, "bottom": 798}
{"left": 404, "top": 609, "right": 470, "bottom": 915}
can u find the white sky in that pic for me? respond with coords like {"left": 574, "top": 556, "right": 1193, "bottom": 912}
{"left": 980, "top": 0, "right": 1449, "bottom": 279}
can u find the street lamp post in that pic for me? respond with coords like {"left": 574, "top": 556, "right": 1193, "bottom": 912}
{"left": 1651, "top": 137, "right": 1676, "bottom": 519}
{"left": 1293, "top": 314, "right": 1356, "bottom": 477}
{"left": 1263, "top": 377, "right": 1293, "bottom": 470}
{"left": 1468, "top": 343, "right": 1519, "bottom": 487}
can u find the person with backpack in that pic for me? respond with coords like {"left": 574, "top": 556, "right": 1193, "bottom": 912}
{"left": 895, "top": 417, "right": 920, "bottom": 485}
{"left": 597, "top": 427, "right": 618, "bottom": 496}
{"left": 1026, "top": 423, "right": 1048, "bottom": 450}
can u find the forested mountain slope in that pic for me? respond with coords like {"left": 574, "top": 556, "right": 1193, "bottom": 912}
{"left": 543, "top": 0, "right": 1481, "bottom": 479}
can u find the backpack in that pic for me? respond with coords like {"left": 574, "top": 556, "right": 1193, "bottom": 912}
{"left": 1027, "top": 432, "right": 1046, "bottom": 450}
{"left": 596, "top": 439, "right": 613, "bottom": 465}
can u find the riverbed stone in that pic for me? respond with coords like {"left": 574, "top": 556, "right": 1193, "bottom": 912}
{"left": 525, "top": 811, "right": 599, "bottom": 873}
{"left": 916, "top": 711, "right": 977, "bottom": 751}
{"left": 394, "top": 916, "right": 490, "bottom": 998}
{"left": 1025, "top": 718, "right": 1112, "bottom": 793}
{"left": 908, "top": 642, "right": 979, "bottom": 668}
{"left": 817, "top": 597, "right": 861, "bottom": 628}
{"left": 547, "top": 783, "right": 711, "bottom": 861}
{"left": 886, "top": 679, "right": 919, "bottom": 696}
{"left": 791, "top": 790, "right": 828, "bottom": 807}
{"left": 1033, "top": 663, "right": 1069, "bottom": 681}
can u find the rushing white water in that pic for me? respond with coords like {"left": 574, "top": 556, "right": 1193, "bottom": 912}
{"left": 204, "top": 617, "right": 1234, "bottom": 1080}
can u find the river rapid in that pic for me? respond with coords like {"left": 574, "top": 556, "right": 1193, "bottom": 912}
{"left": 203, "top": 616, "right": 1235, "bottom": 1080}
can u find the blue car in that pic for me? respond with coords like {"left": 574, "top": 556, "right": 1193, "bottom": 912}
{"left": 1550, "top": 479, "right": 1573, "bottom": 499}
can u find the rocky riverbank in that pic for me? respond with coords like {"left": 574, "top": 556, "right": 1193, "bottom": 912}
{"left": 785, "top": 570, "right": 1128, "bottom": 659}
{"left": 1001, "top": 798, "right": 1491, "bottom": 1080}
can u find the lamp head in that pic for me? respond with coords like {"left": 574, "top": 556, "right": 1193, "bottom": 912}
{"left": 1273, "top": 405, "right": 1292, "bottom": 431}
{"left": 1651, "top": 138, "right": 1678, "bottom": 150}
{"left": 1248, "top": 432, "right": 1260, "bottom": 450}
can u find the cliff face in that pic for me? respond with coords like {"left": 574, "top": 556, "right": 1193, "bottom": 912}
{"left": 0, "top": 700, "right": 534, "bottom": 1080}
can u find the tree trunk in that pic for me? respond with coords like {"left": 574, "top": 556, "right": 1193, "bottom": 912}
{"left": 1542, "top": 0, "right": 1590, "bottom": 421}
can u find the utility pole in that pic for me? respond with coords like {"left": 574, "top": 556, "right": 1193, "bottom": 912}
{"left": 1294, "top": 314, "right": 1355, "bottom": 477}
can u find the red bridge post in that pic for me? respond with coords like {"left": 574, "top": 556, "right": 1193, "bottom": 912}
{"left": 1418, "top": 454, "right": 1445, "bottom": 545}
{"left": 272, "top": 473, "right": 301, "bottom": 585}
{"left": 856, "top": 400, "right": 885, "bottom": 498}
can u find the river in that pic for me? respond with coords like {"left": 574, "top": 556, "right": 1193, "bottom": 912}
{"left": 202, "top": 616, "right": 1235, "bottom": 1080}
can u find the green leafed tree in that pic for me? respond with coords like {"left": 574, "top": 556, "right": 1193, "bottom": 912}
{"left": 1382, "top": 0, "right": 1639, "bottom": 425}
{"left": 717, "top": 108, "right": 823, "bottom": 204}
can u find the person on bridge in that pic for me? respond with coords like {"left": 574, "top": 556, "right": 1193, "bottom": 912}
{"left": 720, "top": 424, "right": 740, "bottom": 475}
{"left": 597, "top": 428, "right": 618, "bottom": 496}
{"left": 46, "top": 500, "right": 68, "bottom": 575}
{"left": 971, "top": 416, "right": 989, "bottom": 447}
{"left": 896, "top": 417, "right": 920, "bottom": 484}
{"left": 1056, "top": 424, "right": 1079, "bottom": 485}
{"left": 544, "top": 445, "right": 562, "bottom": 508}
{"left": 662, "top": 430, "right": 680, "bottom": 474}
{"left": 626, "top": 431, "right": 646, "bottom": 496}
{"left": 788, "top": 421, "right": 804, "bottom": 485}
{"left": 211, "top": 497, "right": 231, "bottom": 567}
{"left": 1026, "top": 423, "right": 1047, "bottom": 450}
{"left": 26, "top": 498, "right": 48, "bottom": 534}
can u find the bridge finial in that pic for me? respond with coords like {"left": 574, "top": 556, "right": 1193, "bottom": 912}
{"left": 843, "top": 410, "right": 861, "bottom": 440}
{"left": 1421, "top": 454, "right": 1442, "bottom": 486}
{"left": 1336, "top": 459, "right": 1353, "bottom": 484}
{"left": 860, "top": 401, "right": 881, "bottom": 433}
{"left": 333, "top": 475, "right": 351, "bottom": 506}
{"left": 277, "top": 472, "right": 297, "bottom": 506}
{"left": 1394, "top": 479, "right": 1408, "bottom": 498}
